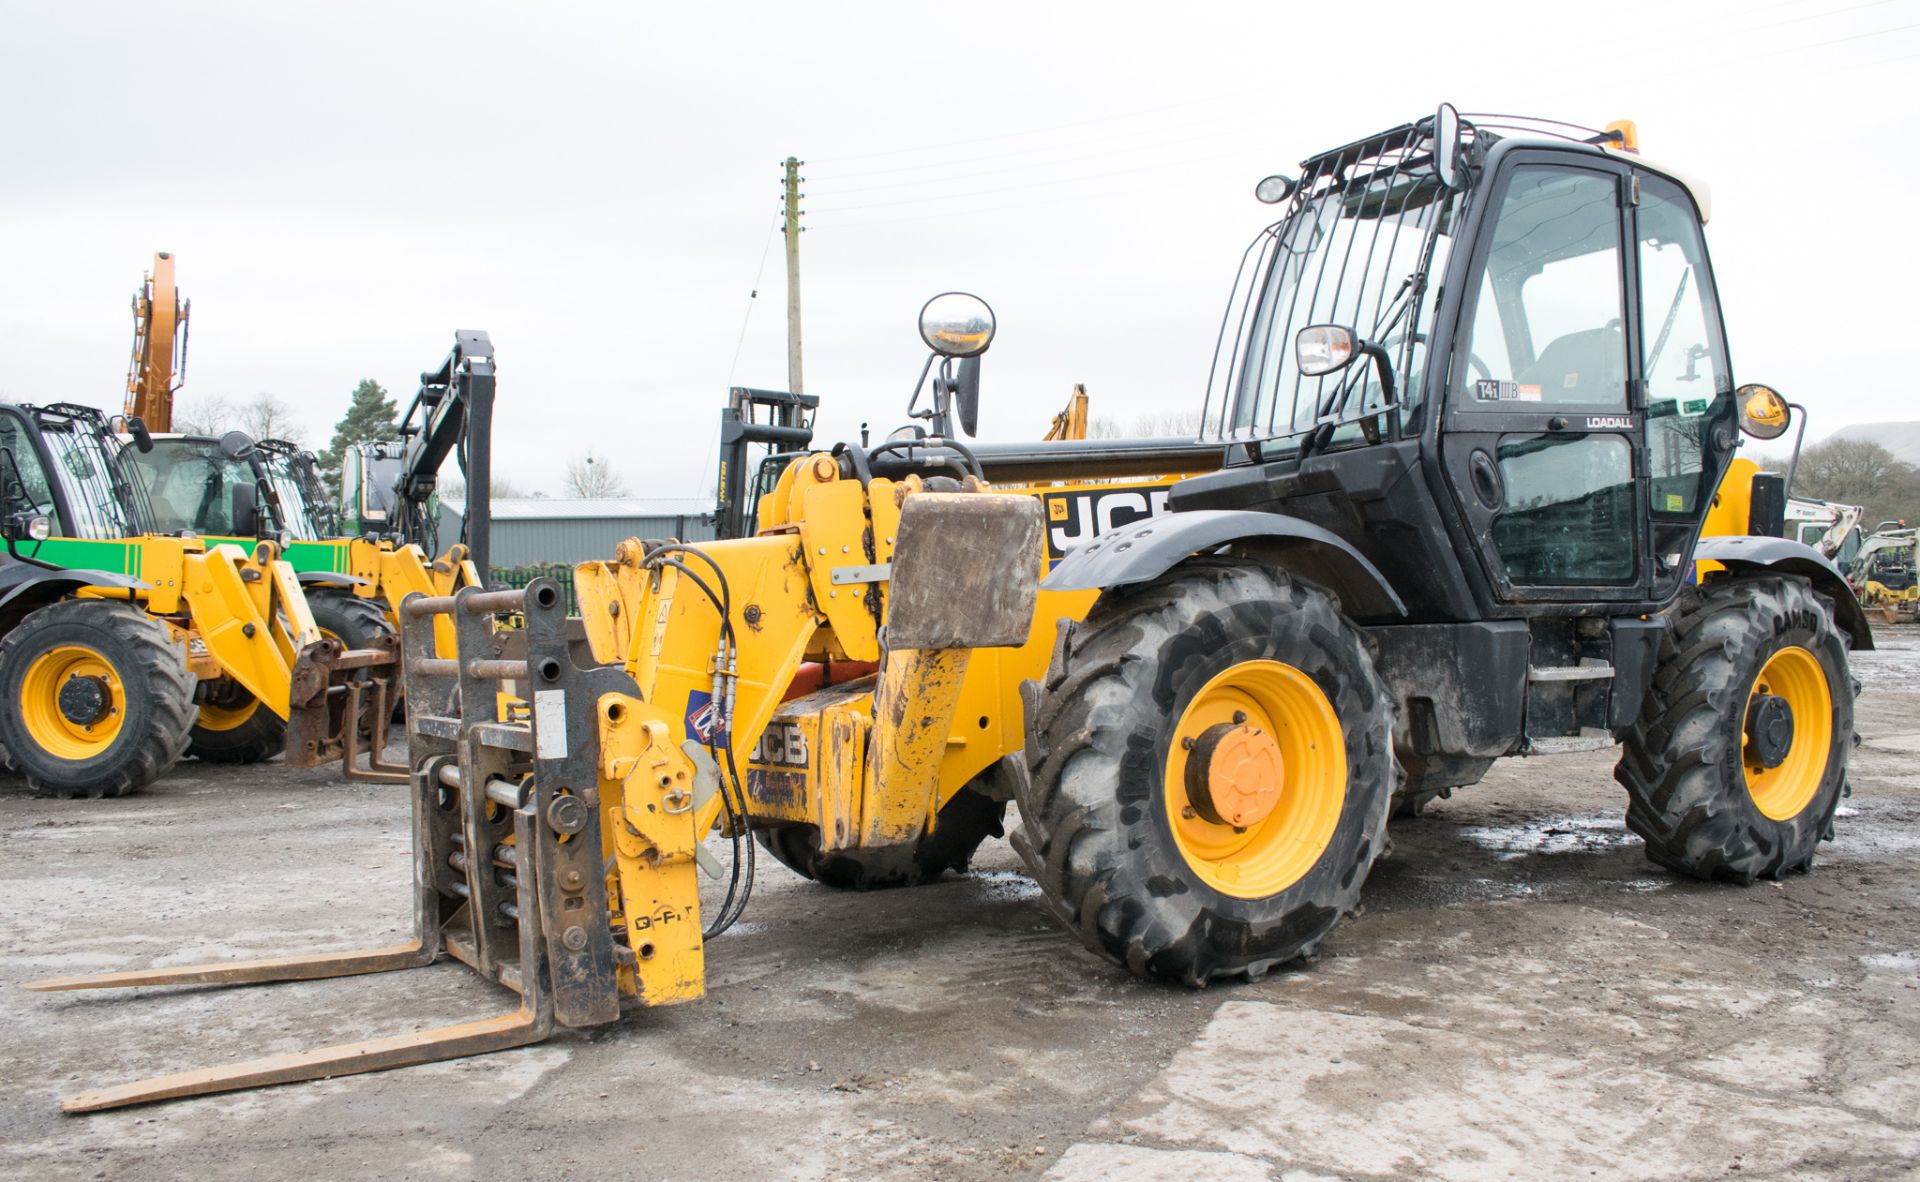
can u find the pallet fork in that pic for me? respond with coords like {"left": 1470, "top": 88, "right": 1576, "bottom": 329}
{"left": 26, "top": 579, "right": 669, "bottom": 1113}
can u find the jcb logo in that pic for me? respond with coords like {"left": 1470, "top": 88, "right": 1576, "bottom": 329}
{"left": 1040, "top": 485, "right": 1174, "bottom": 563}
{"left": 750, "top": 722, "right": 809, "bottom": 768}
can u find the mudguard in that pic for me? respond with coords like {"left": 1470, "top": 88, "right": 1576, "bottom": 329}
{"left": 296, "top": 570, "right": 370, "bottom": 588}
{"left": 0, "top": 565, "right": 150, "bottom": 616}
{"left": 1695, "top": 534, "right": 1874, "bottom": 651}
{"left": 1042, "top": 508, "right": 1405, "bottom": 619}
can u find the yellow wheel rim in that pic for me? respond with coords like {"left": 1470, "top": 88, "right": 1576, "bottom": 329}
{"left": 1743, "top": 645, "right": 1833, "bottom": 822}
{"left": 1163, "top": 659, "right": 1347, "bottom": 898}
{"left": 195, "top": 693, "right": 261, "bottom": 732}
{"left": 19, "top": 644, "right": 127, "bottom": 760}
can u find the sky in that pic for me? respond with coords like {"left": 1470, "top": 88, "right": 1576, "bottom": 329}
{"left": 2, "top": 0, "right": 1915, "bottom": 498}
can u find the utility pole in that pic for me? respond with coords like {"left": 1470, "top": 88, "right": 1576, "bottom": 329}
{"left": 782, "top": 156, "right": 805, "bottom": 395}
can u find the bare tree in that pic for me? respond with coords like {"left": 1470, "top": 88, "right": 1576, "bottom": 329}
{"left": 169, "top": 393, "right": 302, "bottom": 444}
{"left": 1792, "top": 438, "right": 1920, "bottom": 529}
{"left": 441, "top": 473, "right": 524, "bottom": 501}
{"left": 1086, "top": 416, "right": 1127, "bottom": 439}
{"left": 564, "top": 451, "right": 630, "bottom": 498}
{"left": 1133, "top": 410, "right": 1205, "bottom": 438}
{"left": 238, "top": 394, "right": 302, "bottom": 444}
{"left": 171, "top": 395, "right": 236, "bottom": 436}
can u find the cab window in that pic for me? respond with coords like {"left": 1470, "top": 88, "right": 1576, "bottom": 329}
{"left": 1637, "top": 174, "right": 1729, "bottom": 516}
{"left": 1455, "top": 166, "right": 1628, "bottom": 410}
{"left": 0, "top": 411, "right": 58, "bottom": 524}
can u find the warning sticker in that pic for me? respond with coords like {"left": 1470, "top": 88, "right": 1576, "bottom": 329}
{"left": 1474, "top": 380, "right": 1544, "bottom": 403}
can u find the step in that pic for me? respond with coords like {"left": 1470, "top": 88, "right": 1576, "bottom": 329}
{"left": 1523, "top": 733, "right": 1617, "bottom": 756}
{"left": 1527, "top": 661, "right": 1615, "bottom": 683}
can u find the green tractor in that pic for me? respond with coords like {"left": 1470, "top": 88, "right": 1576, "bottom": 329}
{"left": 0, "top": 403, "right": 330, "bottom": 796}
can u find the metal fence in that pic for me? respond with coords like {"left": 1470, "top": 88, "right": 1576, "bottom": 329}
{"left": 491, "top": 563, "right": 579, "bottom": 614}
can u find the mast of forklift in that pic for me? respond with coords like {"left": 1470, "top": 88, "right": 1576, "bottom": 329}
{"left": 124, "top": 252, "right": 187, "bottom": 435}
{"left": 391, "top": 330, "right": 495, "bottom": 581}
{"left": 715, "top": 386, "right": 818, "bottom": 539}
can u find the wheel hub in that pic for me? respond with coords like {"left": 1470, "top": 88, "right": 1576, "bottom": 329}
{"left": 58, "top": 675, "right": 112, "bottom": 727}
{"left": 1184, "top": 719, "right": 1285, "bottom": 828}
{"left": 1745, "top": 693, "right": 1794, "bottom": 769}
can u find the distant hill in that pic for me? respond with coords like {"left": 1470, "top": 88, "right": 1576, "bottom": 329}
{"left": 1829, "top": 421, "right": 1920, "bottom": 467}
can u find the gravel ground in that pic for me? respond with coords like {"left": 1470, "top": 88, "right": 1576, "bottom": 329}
{"left": 1, "top": 625, "right": 1915, "bottom": 1181}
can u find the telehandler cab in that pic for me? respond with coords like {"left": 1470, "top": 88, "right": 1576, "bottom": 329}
{"left": 31, "top": 108, "right": 1868, "bottom": 1113}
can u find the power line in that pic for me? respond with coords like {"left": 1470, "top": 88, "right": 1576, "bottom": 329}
{"left": 815, "top": 144, "right": 1248, "bottom": 217}
{"left": 811, "top": 94, "right": 1247, "bottom": 170}
{"left": 818, "top": 120, "right": 1271, "bottom": 200}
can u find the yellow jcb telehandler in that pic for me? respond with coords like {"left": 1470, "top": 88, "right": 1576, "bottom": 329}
{"left": 32, "top": 109, "right": 1872, "bottom": 1113}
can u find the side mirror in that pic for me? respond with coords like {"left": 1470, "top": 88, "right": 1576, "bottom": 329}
{"left": 919, "top": 292, "right": 996, "bottom": 358}
{"left": 126, "top": 415, "right": 154, "bottom": 453}
{"left": 1433, "top": 102, "right": 1466, "bottom": 190}
{"left": 1296, "top": 325, "right": 1360, "bottom": 376}
{"left": 954, "top": 356, "right": 981, "bottom": 437}
{"left": 230, "top": 481, "right": 259, "bottom": 537}
{"left": 219, "top": 429, "right": 257, "bottom": 461}
{"left": 1736, "top": 384, "right": 1791, "bottom": 440}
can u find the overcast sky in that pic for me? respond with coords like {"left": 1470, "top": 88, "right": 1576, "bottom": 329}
{"left": 2, "top": 0, "right": 1914, "bottom": 498}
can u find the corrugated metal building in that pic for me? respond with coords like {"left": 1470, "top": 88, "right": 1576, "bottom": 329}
{"left": 440, "top": 498, "right": 718, "bottom": 569}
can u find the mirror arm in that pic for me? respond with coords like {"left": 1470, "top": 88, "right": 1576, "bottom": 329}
{"left": 1784, "top": 401, "right": 1810, "bottom": 496}
{"left": 904, "top": 353, "right": 938, "bottom": 422}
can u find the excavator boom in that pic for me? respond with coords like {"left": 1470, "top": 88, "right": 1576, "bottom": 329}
{"left": 125, "top": 251, "right": 188, "bottom": 433}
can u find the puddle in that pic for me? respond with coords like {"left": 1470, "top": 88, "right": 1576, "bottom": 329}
{"left": 969, "top": 870, "right": 1043, "bottom": 902}
{"left": 1859, "top": 951, "right": 1919, "bottom": 973}
{"left": 1455, "top": 815, "right": 1639, "bottom": 861}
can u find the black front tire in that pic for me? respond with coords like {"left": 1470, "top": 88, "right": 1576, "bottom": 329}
{"left": 1013, "top": 560, "right": 1396, "bottom": 986}
{"left": 0, "top": 600, "right": 195, "bottom": 799}
{"left": 1616, "top": 575, "right": 1855, "bottom": 883}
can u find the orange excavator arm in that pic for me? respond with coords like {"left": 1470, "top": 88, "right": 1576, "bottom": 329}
{"left": 1044, "top": 382, "right": 1089, "bottom": 441}
{"left": 125, "top": 251, "right": 188, "bottom": 432}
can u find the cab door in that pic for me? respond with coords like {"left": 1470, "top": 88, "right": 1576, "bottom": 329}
{"left": 0, "top": 406, "right": 68, "bottom": 537}
{"left": 1436, "top": 151, "right": 1649, "bottom": 604}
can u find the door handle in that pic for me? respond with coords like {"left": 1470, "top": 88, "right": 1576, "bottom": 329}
{"left": 1468, "top": 451, "right": 1503, "bottom": 509}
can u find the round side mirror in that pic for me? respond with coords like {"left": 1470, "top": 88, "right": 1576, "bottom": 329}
{"left": 1736, "top": 384, "right": 1791, "bottom": 440}
{"left": 126, "top": 415, "right": 154, "bottom": 453}
{"left": 919, "top": 292, "right": 996, "bottom": 358}
{"left": 218, "top": 429, "right": 257, "bottom": 461}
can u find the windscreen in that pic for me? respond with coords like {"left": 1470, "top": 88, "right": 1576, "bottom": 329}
{"left": 127, "top": 438, "right": 256, "bottom": 537}
{"left": 1203, "top": 124, "right": 1459, "bottom": 446}
{"left": 36, "top": 413, "right": 148, "bottom": 539}
{"left": 260, "top": 449, "right": 336, "bottom": 539}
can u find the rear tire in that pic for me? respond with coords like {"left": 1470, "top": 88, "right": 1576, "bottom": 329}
{"left": 187, "top": 686, "right": 285, "bottom": 764}
{"left": 1014, "top": 561, "right": 1395, "bottom": 986}
{"left": 755, "top": 780, "right": 1007, "bottom": 890}
{"left": 1616, "top": 576, "right": 1854, "bottom": 883}
{"left": 309, "top": 592, "right": 395, "bottom": 657}
{"left": 0, "top": 600, "right": 195, "bottom": 798}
